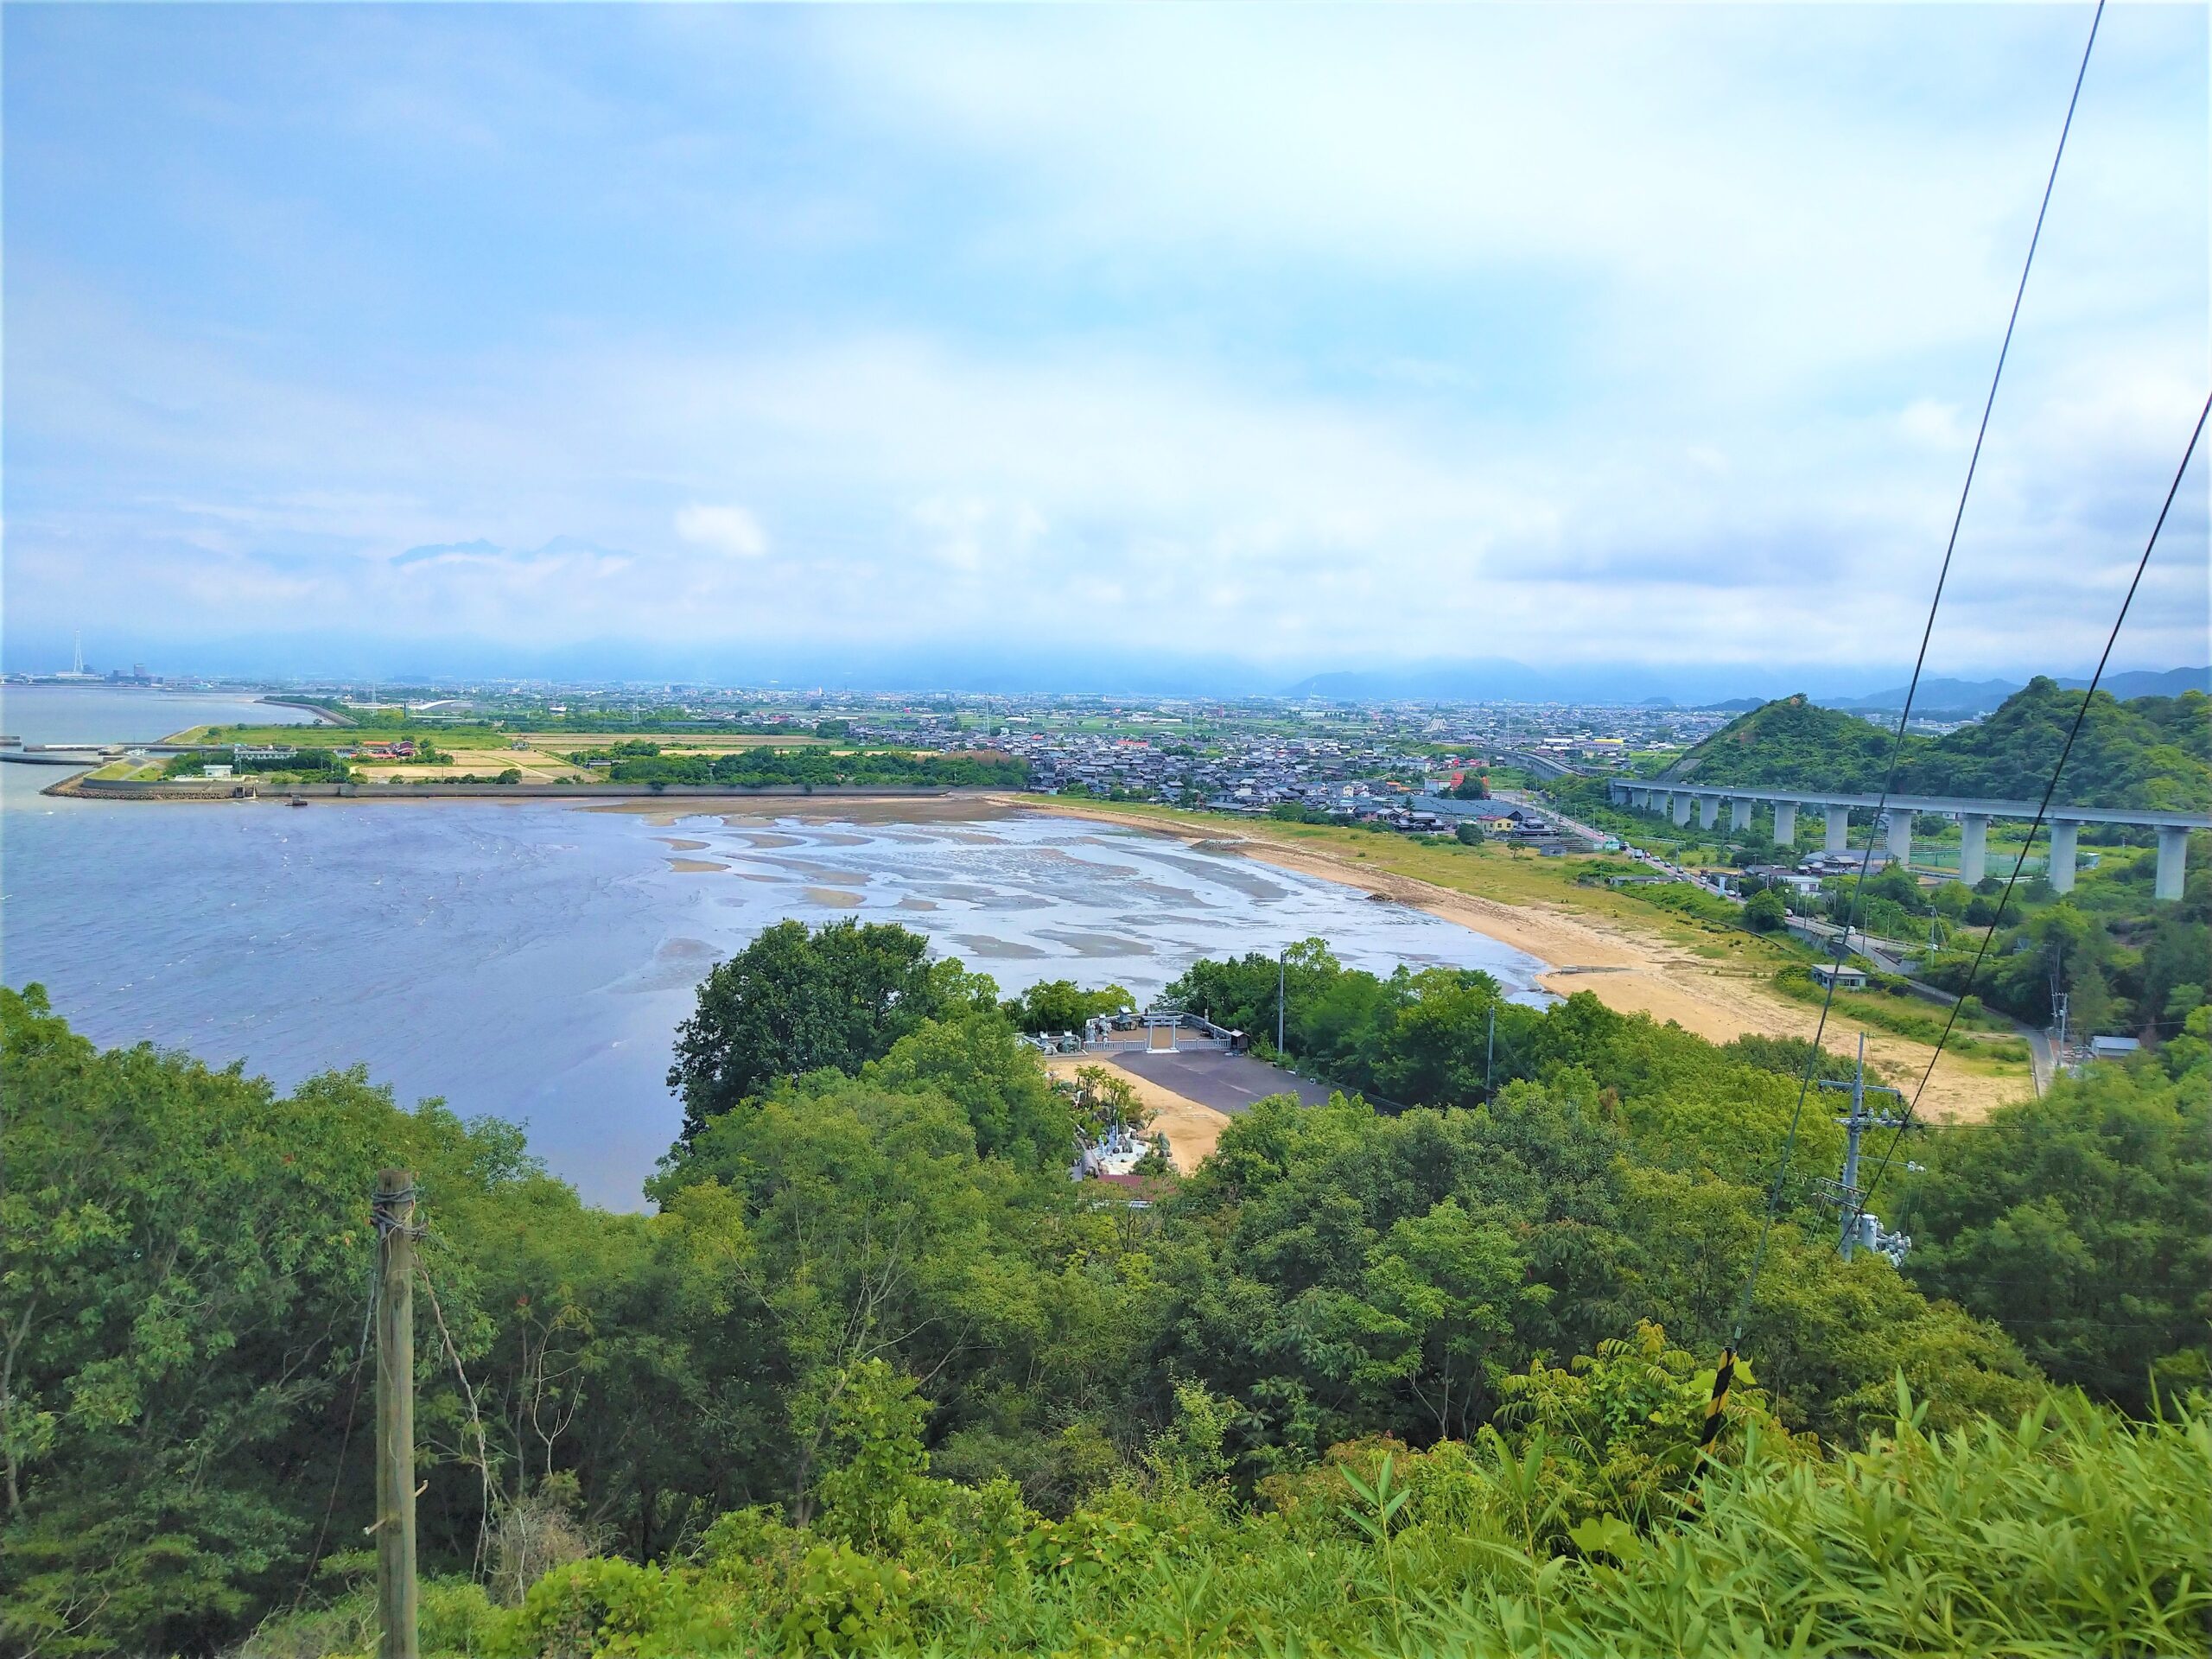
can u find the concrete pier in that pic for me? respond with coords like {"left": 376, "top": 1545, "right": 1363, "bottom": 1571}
{"left": 1729, "top": 798, "right": 1751, "bottom": 834}
{"left": 1959, "top": 814, "right": 1989, "bottom": 887}
{"left": 2048, "top": 819, "right": 2080, "bottom": 893}
{"left": 1774, "top": 801, "right": 1798, "bottom": 846}
{"left": 1672, "top": 793, "right": 1693, "bottom": 826}
{"left": 2157, "top": 826, "right": 2190, "bottom": 901}
{"left": 1825, "top": 804, "right": 1851, "bottom": 855}
{"left": 1698, "top": 796, "right": 1719, "bottom": 830}
{"left": 1885, "top": 810, "right": 1913, "bottom": 869}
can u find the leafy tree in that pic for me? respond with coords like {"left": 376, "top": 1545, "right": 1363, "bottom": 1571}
{"left": 1892, "top": 1027, "right": 2212, "bottom": 1412}
{"left": 0, "top": 984, "right": 620, "bottom": 1656}
{"left": 1742, "top": 887, "right": 1788, "bottom": 931}
{"left": 999, "top": 979, "right": 1132, "bottom": 1035}
{"left": 591, "top": 747, "right": 1026, "bottom": 790}
{"left": 650, "top": 1076, "right": 1069, "bottom": 1522}
{"left": 1062, "top": 1065, "right": 1150, "bottom": 1141}
{"left": 16, "top": 901, "right": 2209, "bottom": 1651}
{"left": 864, "top": 1014, "right": 1072, "bottom": 1167}
{"left": 669, "top": 921, "right": 994, "bottom": 1141}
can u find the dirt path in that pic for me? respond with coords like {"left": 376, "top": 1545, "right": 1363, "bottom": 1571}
{"left": 1006, "top": 797, "right": 2026, "bottom": 1122}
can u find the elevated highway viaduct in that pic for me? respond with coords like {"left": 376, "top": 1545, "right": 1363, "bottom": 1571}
{"left": 1605, "top": 780, "right": 2209, "bottom": 901}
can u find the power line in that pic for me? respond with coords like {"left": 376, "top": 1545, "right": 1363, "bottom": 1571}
{"left": 293, "top": 1262, "right": 380, "bottom": 1611}
{"left": 1725, "top": 0, "right": 2107, "bottom": 1357}
{"left": 1848, "top": 389, "right": 2211, "bottom": 1237}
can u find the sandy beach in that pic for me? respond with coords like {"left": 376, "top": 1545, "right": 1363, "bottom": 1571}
{"left": 1001, "top": 796, "right": 2028, "bottom": 1122}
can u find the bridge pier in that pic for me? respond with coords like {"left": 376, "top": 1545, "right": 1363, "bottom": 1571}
{"left": 1958, "top": 814, "right": 1989, "bottom": 886}
{"left": 1599, "top": 784, "right": 2197, "bottom": 895}
{"left": 2048, "top": 819, "right": 2079, "bottom": 893}
{"left": 1885, "top": 810, "right": 1913, "bottom": 870}
{"left": 2156, "top": 826, "right": 2190, "bottom": 901}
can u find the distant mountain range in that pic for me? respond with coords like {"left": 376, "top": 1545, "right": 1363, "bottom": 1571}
{"left": 1810, "top": 667, "right": 2209, "bottom": 716}
{"left": 1277, "top": 661, "right": 1551, "bottom": 702}
{"left": 1281, "top": 663, "right": 2211, "bottom": 711}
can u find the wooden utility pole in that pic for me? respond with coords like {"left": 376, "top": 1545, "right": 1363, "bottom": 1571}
{"left": 373, "top": 1169, "right": 421, "bottom": 1659}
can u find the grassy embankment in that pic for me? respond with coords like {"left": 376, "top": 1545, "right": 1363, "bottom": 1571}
{"left": 83, "top": 759, "right": 168, "bottom": 783}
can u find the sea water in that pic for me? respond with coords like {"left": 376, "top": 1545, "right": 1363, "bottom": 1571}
{"left": 1, "top": 689, "right": 1550, "bottom": 1205}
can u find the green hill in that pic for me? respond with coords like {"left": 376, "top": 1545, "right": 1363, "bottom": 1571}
{"left": 1898, "top": 678, "right": 2210, "bottom": 810}
{"left": 1664, "top": 680, "right": 2211, "bottom": 810}
{"left": 1660, "top": 694, "right": 1895, "bottom": 791}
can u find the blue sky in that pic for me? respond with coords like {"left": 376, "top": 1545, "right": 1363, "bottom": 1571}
{"left": 4, "top": 3, "right": 2206, "bottom": 695}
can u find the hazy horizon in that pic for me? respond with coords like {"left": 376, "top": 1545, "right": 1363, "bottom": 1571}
{"left": 8, "top": 640, "right": 2208, "bottom": 710}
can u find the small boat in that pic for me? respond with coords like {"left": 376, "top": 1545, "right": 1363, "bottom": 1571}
{"left": 289, "top": 797, "right": 308, "bottom": 808}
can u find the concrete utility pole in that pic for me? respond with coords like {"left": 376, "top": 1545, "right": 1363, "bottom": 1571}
{"left": 1818, "top": 1037, "right": 1907, "bottom": 1262}
{"left": 373, "top": 1170, "right": 421, "bottom": 1659}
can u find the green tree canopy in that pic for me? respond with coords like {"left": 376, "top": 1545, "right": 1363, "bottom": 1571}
{"left": 1893, "top": 1020, "right": 2212, "bottom": 1412}
{"left": 999, "top": 979, "right": 1133, "bottom": 1035}
{"left": 1662, "top": 682, "right": 2210, "bottom": 810}
{"left": 669, "top": 920, "right": 996, "bottom": 1141}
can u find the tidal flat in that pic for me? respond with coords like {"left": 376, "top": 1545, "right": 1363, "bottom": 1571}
{"left": 4, "top": 796, "right": 1548, "bottom": 1205}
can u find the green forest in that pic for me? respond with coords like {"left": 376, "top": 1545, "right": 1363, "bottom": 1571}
{"left": 4, "top": 918, "right": 2207, "bottom": 1656}
{"left": 575, "top": 745, "right": 1026, "bottom": 791}
{"left": 1662, "top": 680, "right": 2212, "bottom": 810}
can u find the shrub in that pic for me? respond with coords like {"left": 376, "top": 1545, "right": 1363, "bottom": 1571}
{"left": 489, "top": 1475, "right": 596, "bottom": 1607}
{"left": 485, "top": 1558, "right": 714, "bottom": 1658}
{"left": 1742, "top": 888, "right": 1788, "bottom": 931}
{"left": 772, "top": 1542, "right": 921, "bottom": 1655}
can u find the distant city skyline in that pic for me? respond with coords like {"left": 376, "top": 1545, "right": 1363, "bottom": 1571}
{"left": 5, "top": 5, "right": 2206, "bottom": 682}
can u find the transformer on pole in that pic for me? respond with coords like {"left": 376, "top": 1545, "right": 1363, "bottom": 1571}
{"left": 1813, "top": 1035, "right": 1911, "bottom": 1263}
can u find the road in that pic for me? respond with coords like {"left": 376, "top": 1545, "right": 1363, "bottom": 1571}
{"left": 1107, "top": 1049, "right": 1334, "bottom": 1113}
{"left": 1786, "top": 919, "right": 2053, "bottom": 1096}
{"left": 1492, "top": 788, "right": 1618, "bottom": 849}
{"left": 1514, "top": 790, "right": 2057, "bottom": 1096}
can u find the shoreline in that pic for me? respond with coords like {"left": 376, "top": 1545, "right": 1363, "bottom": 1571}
{"left": 21, "top": 772, "right": 2028, "bottom": 1119}
{"left": 999, "top": 796, "right": 2028, "bottom": 1122}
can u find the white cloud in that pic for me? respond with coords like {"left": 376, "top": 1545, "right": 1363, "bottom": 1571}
{"left": 1897, "top": 400, "right": 1969, "bottom": 452}
{"left": 674, "top": 503, "right": 768, "bottom": 558}
{"left": 3, "top": 4, "right": 2204, "bottom": 681}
